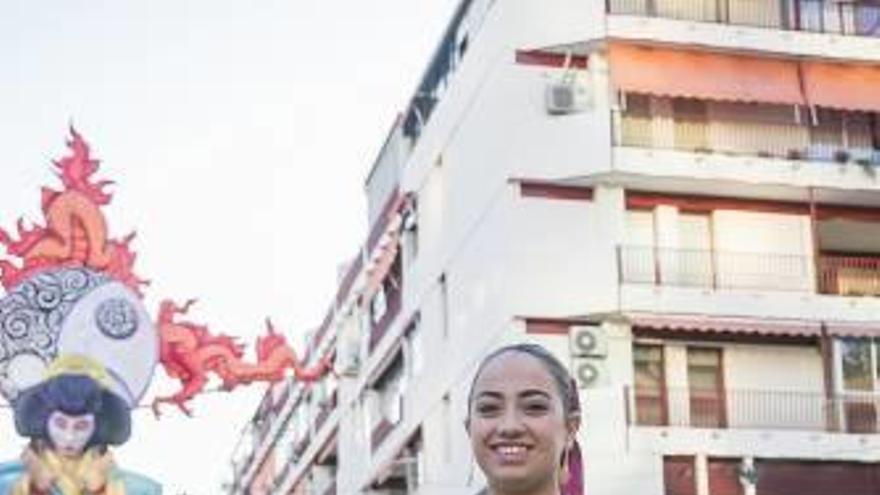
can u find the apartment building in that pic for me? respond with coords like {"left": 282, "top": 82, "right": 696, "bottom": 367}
{"left": 227, "top": 0, "right": 880, "bottom": 493}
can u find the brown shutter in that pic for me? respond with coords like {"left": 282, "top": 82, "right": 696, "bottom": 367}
{"left": 708, "top": 458, "right": 743, "bottom": 495}
{"left": 664, "top": 456, "right": 697, "bottom": 495}
{"left": 756, "top": 460, "right": 880, "bottom": 495}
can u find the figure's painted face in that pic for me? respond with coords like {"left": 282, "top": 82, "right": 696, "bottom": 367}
{"left": 467, "top": 352, "right": 575, "bottom": 495}
{"left": 47, "top": 411, "right": 96, "bottom": 457}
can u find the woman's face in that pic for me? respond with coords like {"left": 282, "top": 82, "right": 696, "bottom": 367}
{"left": 467, "top": 351, "right": 577, "bottom": 495}
{"left": 47, "top": 411, "right": 95, "bottom": 458}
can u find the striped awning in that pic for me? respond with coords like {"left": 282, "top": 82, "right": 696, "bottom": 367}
{"left": 629, "top": 313, "right": 823, "bottom": 337}
{"left": 608, "top": 43, "right": 806, "bottom": 106}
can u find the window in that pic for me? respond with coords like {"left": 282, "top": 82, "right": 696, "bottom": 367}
{"left": 406, "top": 315, "right": 424, "bottom": 378}
{"left": 402, "top": 198, "right": 419, "bottom": 264}
{"left": 675, "top": 213, "right": 714, "bottom": 287}
{"left": 440, "top": 274, "right": 450, "bottom": 339}
{"left": 368, "top": 251, "right": 404, "bottom": 351}
{"left": 687, "top": 347, "right": 726, "bottom": 428}
{"left": 840, "top": 338, "right": 880, "bottom": 433}
{"left": 673, "top": 98, "right": 709, "bottom": 151}
{"left": 634, "top": 344, "right": 667, "bottom": 425}
{"left": 842, "top": 339, "right": 874, "bottom": 391}
{"left": 809, "top": 108, "right": 845, "bottom": 160}
{"left": 623, "top": 92, "right": 652, "bottom": 118}
{"left": 374, "top": 353, "right": 406, "bottom": 425}
{"left": 370, "top": 289, "right": 388, "bottom": 326}
{"left": 622, "top": 210, "right": 657, "bottom": 284}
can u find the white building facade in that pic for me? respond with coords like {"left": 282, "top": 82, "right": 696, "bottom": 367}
{"left": 228, "top": 0, "right": 880, "bottom": 493}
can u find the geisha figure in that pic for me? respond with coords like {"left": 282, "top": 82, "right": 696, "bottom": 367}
{"left": 0, "top": 356, "right": 160, "bottom": 495}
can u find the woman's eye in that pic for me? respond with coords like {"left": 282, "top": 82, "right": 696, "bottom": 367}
{"left": 476, "top": 403, "right": 501, "bottom": 416}
{"left": 523, "top": 402, "right": 549, "bottom": 415}
{"left": 54, "top": 418, "right": 68, "bottom": 428}
{"left": 74, "top": 421, "right": 91, "bottom": 431}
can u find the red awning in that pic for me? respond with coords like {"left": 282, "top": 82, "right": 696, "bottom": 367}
{"left": 608, "top": 43, "right": 806, "bottom": 106}
{"left": 803, "top": 61, "right": 880, "bottom": 113}
{"left": 629, "top": 313, "right": 822, "bottom": 337}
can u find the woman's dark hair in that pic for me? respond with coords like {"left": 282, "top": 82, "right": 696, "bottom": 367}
{"left": 13, "top": 374, "right": 131, "bottom": 448}
{"left": 467, "top": 343, "right": 581, "bottom": 419}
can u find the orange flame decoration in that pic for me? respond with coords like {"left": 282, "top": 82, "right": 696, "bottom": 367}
{"left": 0, "top": 128, "right": 145, "bottom": 292}
{"left": 0, "top": 129, "right": 333, "bottom": 416}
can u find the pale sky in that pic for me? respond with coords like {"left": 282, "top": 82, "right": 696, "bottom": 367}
{"left": 0, "top": 1, "right": 459, "bottom": 493}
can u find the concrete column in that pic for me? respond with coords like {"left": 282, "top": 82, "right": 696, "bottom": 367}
{"left": 665, "top": 345, "right": 690, "bottom": 426}
{"left": 695, "top": 454, "right": 710, "bottom": 495}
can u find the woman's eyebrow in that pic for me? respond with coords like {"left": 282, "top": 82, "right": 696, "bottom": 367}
{"left": 475, "top": 390, "right": 504, "bottom": 400}
{"left": 518, "top": 389, "right": 552, "bottom": 400}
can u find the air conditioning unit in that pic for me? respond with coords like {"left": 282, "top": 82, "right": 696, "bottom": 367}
{"left": 569, "top": 325, "right": 607, "bottom": 358}
{"left": 545, "top": 81, "right": 591, "bottom": 115}
{"left": 572, "top": 356, "right": 608, "bottom": 389}
{"left": 336, "top": 339, "right": 361, "bottom": 377}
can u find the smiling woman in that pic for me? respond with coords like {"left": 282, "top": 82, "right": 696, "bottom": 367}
{"left": 466, "top": 344, "right": 584, "bottom": 495}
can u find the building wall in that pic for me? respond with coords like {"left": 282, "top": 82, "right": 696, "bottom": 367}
{"left": 230, "top": 0, "right": 880, "bottom": 493}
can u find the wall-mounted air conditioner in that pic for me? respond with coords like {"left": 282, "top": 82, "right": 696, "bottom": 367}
{"left": 336, "top": 338, "right": 361, "bottom": 377}
{"left": 571, "top": 356, "right": 608, "bottom": 389}
{"left": 569, "top": 325, "right": 607, "bottom": 358}
{"left": 545, "top": 81, "right": 591, "bottom": 115}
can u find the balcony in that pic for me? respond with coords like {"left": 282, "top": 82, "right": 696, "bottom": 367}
{"left": 620, "top": 246, "right": 880, "bottom": 296}
{"left": 818, "top": 254, "right": 880, "bottom": 296}
{"left": 607, "top": 0, "right": 880, "bottom": 37}
{"left": 619, "top": 246, "right": 813, "bottom": 291}
{"left": 629, "top": 386, "right": 880, "bottom": 433}
{"left": 615, "top": 97, "right": 880, "bottom": 167}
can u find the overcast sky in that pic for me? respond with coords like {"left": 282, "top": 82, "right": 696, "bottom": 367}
{"left": 0, "top": 1, "right": 459, "bottom": 492}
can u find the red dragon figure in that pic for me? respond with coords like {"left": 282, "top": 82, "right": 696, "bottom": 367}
{"left": 153, "top": 299, "right": 333, "bottom": 416}
{"left": 1, "top": 128, "right": 334, "bottom": 417}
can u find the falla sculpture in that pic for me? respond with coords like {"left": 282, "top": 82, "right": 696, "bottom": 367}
{"left": 0, "top": 129, "right": 333, "bottom": 494}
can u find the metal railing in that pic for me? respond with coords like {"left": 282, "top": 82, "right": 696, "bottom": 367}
{"left": 619, "top": 246, "right": 814, "bottom": 292}
{"left": 314, "top": 390, "right": 338, "bottom": 433}
{"left": 607, "top": 0, "right": 880, "bottom": 37}
{"left": 818, "top": 255, "right": 880, "bottom": 296}
{"left": 616, "top": 112, "right": 880, "bottom": 166}
{"left": 628, "top": 386, "right": 880, "bottom": 433}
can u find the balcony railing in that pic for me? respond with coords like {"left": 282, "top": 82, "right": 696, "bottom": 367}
{"left": 371, "top": 419, "right": 396, "bottom": 451}
{"left": 314, "top": 390, "right": 338, "bottom": 433}
{"left": 607, "top": 0, "right": 880, "bottom": 37}
{"left": 818, "top": 254, "right": 880, "bottom": 296}
{"left": 616, "top": 110, "right": 880, "bottom": 166}
{"left": 628, "top": 386, "right": 880, "bottom": 433}
{"left": 619, "top": 246, "right": 814, "bottom": 292}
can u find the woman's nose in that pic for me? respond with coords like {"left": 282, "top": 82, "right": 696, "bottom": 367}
{"left": 497, "top": 409, "right": 525, "bottom": 436}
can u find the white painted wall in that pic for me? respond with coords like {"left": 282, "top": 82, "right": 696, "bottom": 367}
{"left": 248, "top": 0, "right": 880, "bottom": 493}
{"left": 505, "top": 186, "right": 622, "bottom": 318}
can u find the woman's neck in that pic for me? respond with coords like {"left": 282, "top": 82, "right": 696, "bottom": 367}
{"left": 488, "top": 481, "right": 561, "bottom": 495}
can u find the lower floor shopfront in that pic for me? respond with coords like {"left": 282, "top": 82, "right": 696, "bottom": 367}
{"left": 665, "top": 456, "right": 880, "bottom": 495}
